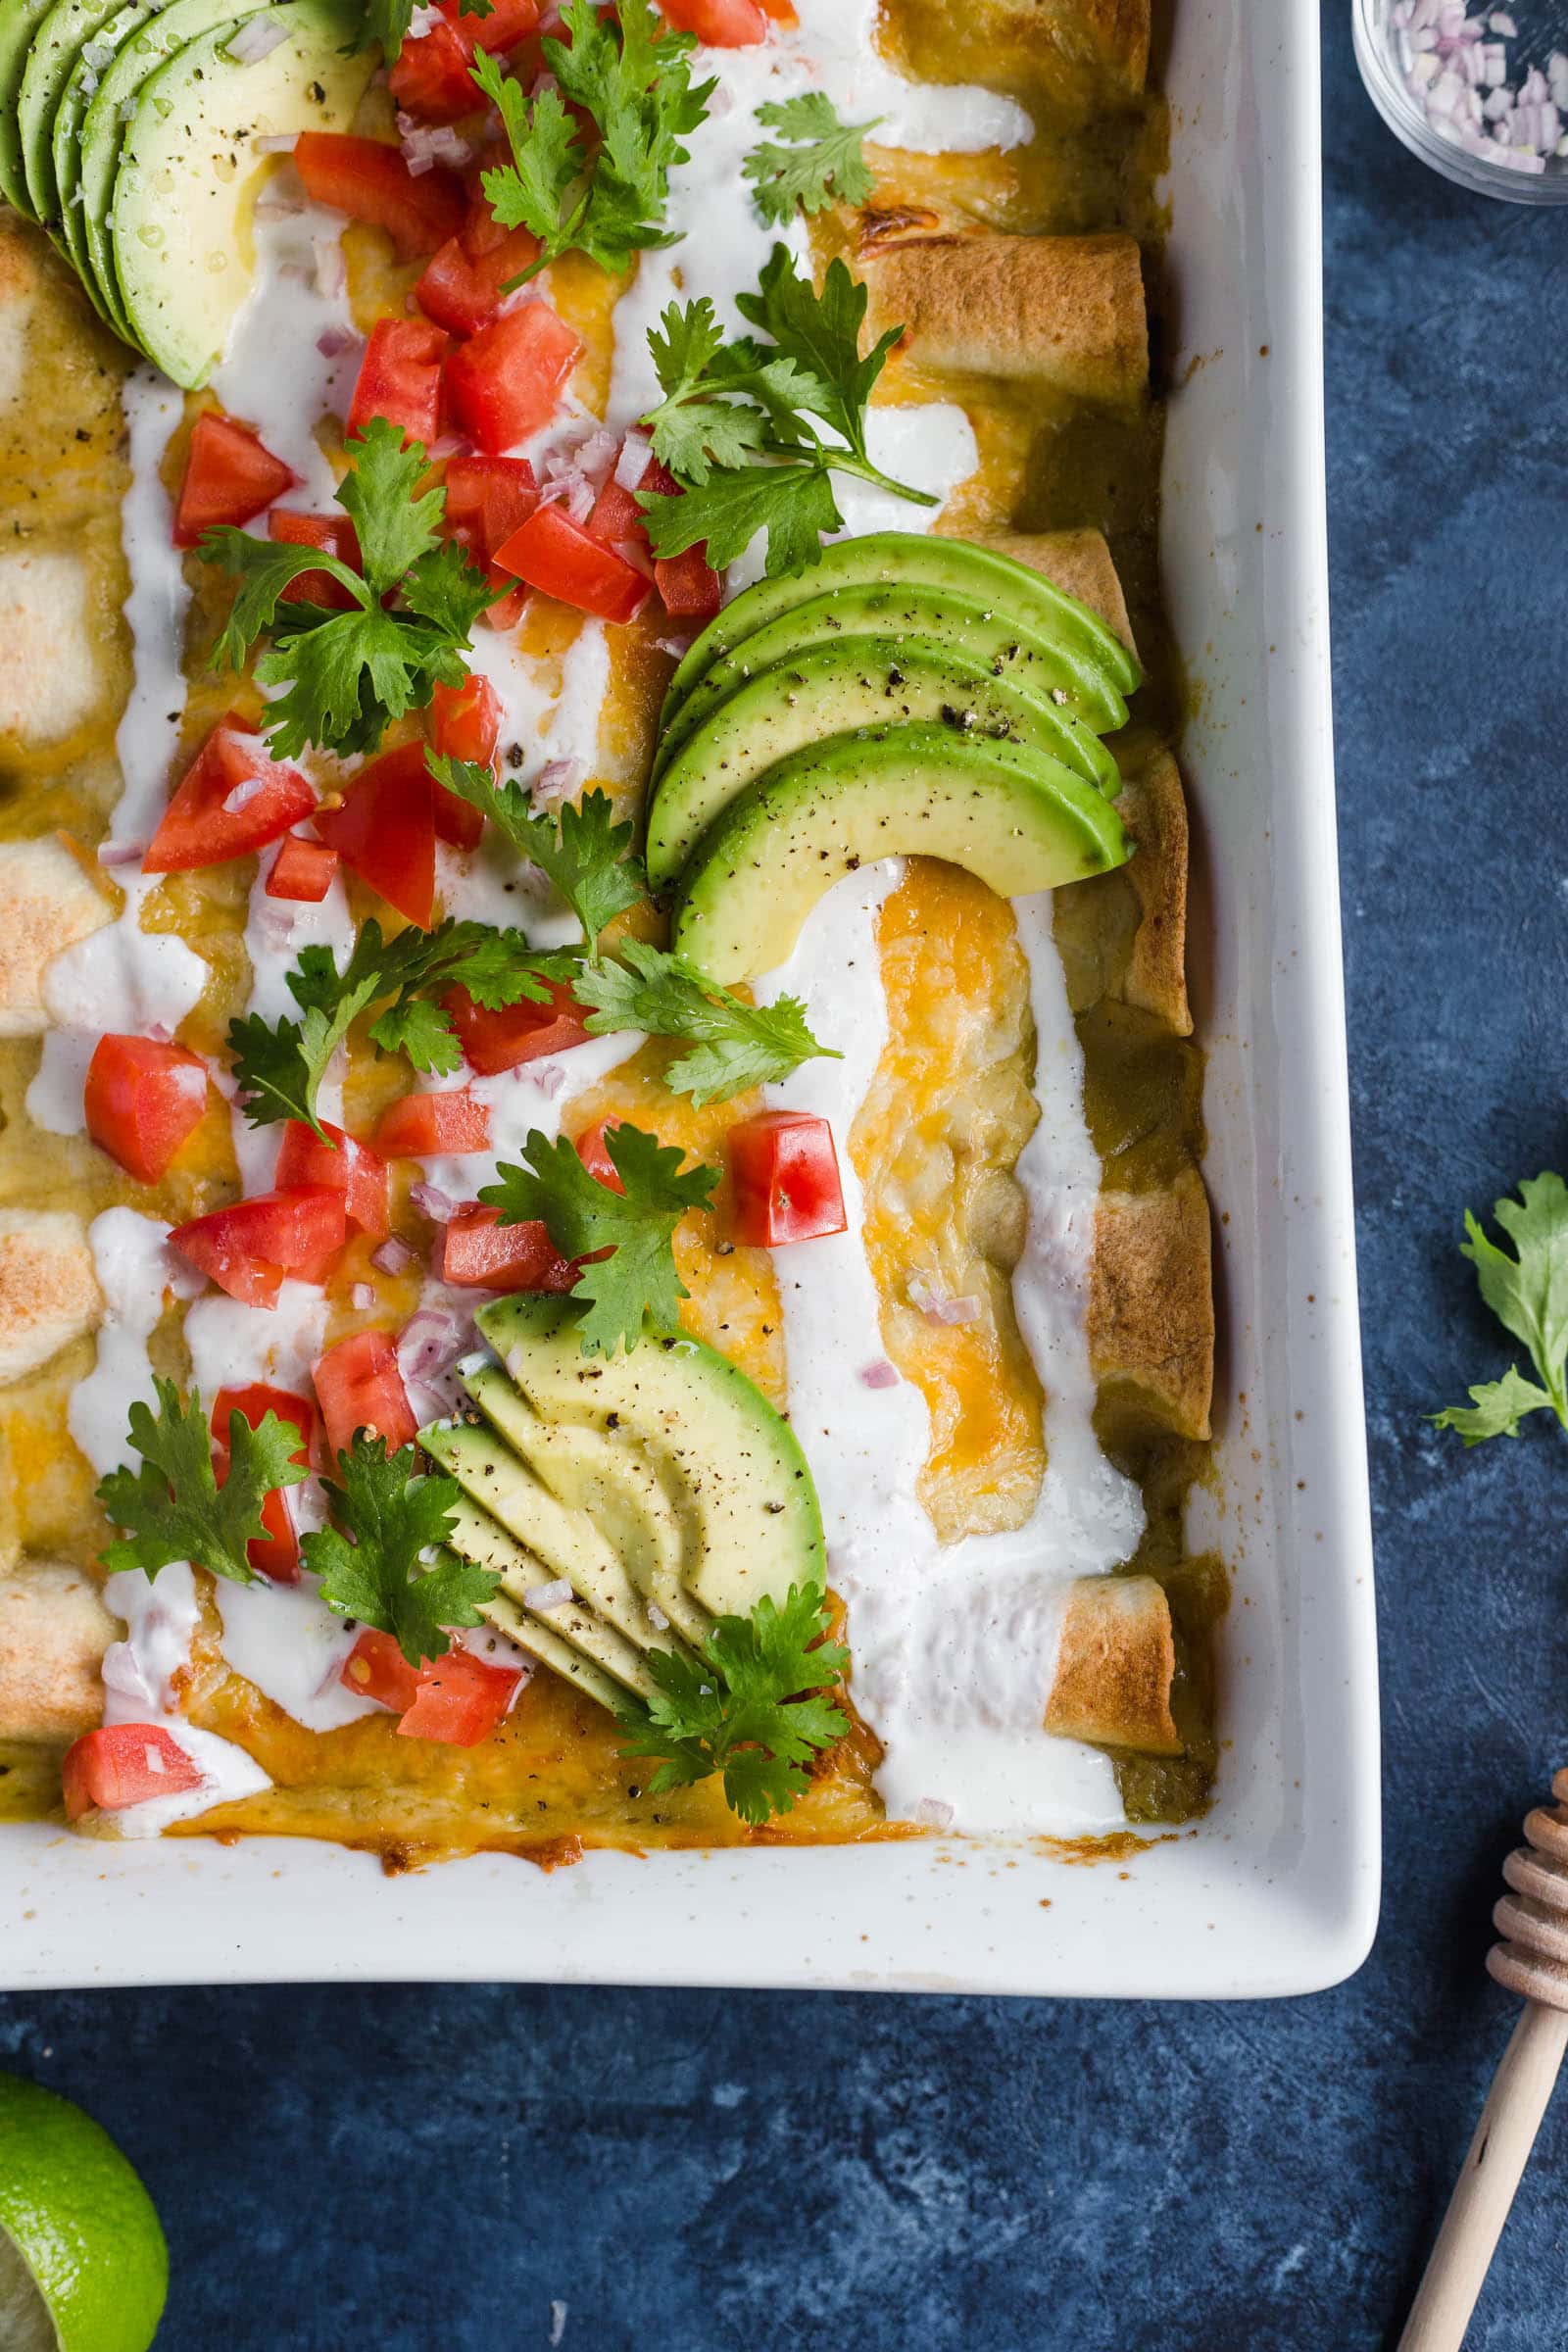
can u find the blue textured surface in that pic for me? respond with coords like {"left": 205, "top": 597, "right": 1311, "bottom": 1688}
{"left": 6, "top": 11, "right": 1568, "bottom": 2346}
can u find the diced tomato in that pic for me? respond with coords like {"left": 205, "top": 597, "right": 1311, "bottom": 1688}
{"left": 348, "top": 318, "right": 452, "bottom": 451}
{"left": 171, "top": 1186, "right": 348, "bottom": 1307}
{"left": 275, "top": 1121, "right": 391, "bottom": 1241}
{"left": 574, "top": 1114, "right": 625, "bottom": 1194}
{"left": 727, "top": 1110, "right": 848, "bottom": 1248}
{"left": 266, "top": 834, "right": 340, "bottom": 904}
{"left": 373, "top": 1089, "right": 492, "bottom": 1157}
{"left": 143, "top": 719, "right": 315, "bottom": 873}
{"left": 587, "top": 446, "right": 673, "bottom": 557}
{"left": 441, "top": 454, "right": 539, "bottom": 627}
{"left": 657, "top": 0, "right": 769, "bottom": 41}
{"left": 415, "top": 220, "right": 542, "bottom": 338}
{"left": 83, "top": 1035, "right": 208, "bottom": 1185}
{"left": 655, "top": 543, "right": 722, "bottom": 621}
{"left": 495, "top": 503, "right": 650, "bottom": 624}
{"left": 313, "top": 1326, "right": 417, "bottom": 1461}
{"left": 390, "top": 0, "right": 541, "bottom": 115}
{"left": 172, "top": 411, "right": 296, "bottom": 549}
{"left": 451, "top": 0, "right": 540, "bottom": 48}
{"left": 269, "top": 509, "right": 363, "bottom": 610}
{"left": 313, "top": 741, "right": 437, "bottom": 927}
{"left": 444, "top": 977, "right": 591, "bottom": 1074}
{"left": 62, "top": 1725, "right": 204, "bottom": 1821}
{"left": 757, "top": 0, "right": 797, "bottom": 18}
{"left": 397, "top": 1645, "right": 520, "bottom": 1744}
{"left": 340, "top": 1627, "right": 423, "bottom": 1712}
{"left": 294, "top": 131, "right": 465, "bottom": 259}
{"left": 442, "top": 301, "right": 581, "bottom": 453}
{"left": 211, "top": 1383, "right": 315, "bottom": 1585}
{"left": 426, "top": 671, "right": 501, "bottom": 846}
{"left": 438, "top": 1203, "right": 577, "bottom": 1293}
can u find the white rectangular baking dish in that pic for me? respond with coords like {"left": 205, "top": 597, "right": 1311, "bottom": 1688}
{"left": 0, "top": 0, "right": 1380, "bottom": 1997}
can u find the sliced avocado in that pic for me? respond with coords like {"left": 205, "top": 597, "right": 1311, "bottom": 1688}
{"left": 470, "top": 1582, "right": 630, "bottom": 1715}
{"left": 0, "top": 0, "right": 58, "bottom": 216}
{"left": 656, "top": 583, "right": 1135, "bottom": 780}
{"left": 423, "top": 1409, "right": 673, "bottom": 1656}
{"left": 440, "top": 1497, "right": 662, "bottom": 1702}
{"left": 457, "top": 1356, "right": 710, "bottom": 1651}
{"left": 671, "top": 722, "right": 1131, "bottom": 986}
{"left": 110, "top": 0, "right": 371, "bottom": 386}
{"left": 18, "top": 0, "right": 125, "bottom": 227}
{"left": 662, "top": 532, "right": 1141, "bottom": 737}
{"left": 476, "top": 1296, "right": 826, "bottom": 1623}
{"left": 77, "top": 0, "right": 270, "bottom": 340}
{"left": 645, "top": 635, "right": 1119, "bottom": 892}
{"left": 53, "top": 0, "right": 151, "bottom": 303}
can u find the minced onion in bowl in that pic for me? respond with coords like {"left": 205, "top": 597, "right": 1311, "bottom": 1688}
{"left": 1354, "top": 0, "right": 1568, "bottom": 200}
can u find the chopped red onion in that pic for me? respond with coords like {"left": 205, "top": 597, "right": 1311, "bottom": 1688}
{"left": 397, "top": 1302, "right": 475, "bottom": 1387}
{"left": 530, "top": 1061, "right": 564, "bottom": 1099}
{"left": 230, "top": 16, "right": 291, "bottom": 63}
{"left": 428, "top": 432, "right": 466, "bottom": 459}
{"left": 143, "top": 1021, "right": 173, "bottom": 1045}
{"left": 656, "top": 631, "right": 698, "bottom": 659}
{"left": 1397, "top": 3, "right": 1568, "bottom": 162}
{"left": 222, "top": 773, "right": 268, "bottom": 815}
{"left": 254, "top": 129, "right": 299, "bottom": 154}
{"left": 410, "top": 1181, "right": 458, "bottom": 1224}
{"left": 523, "top": 1579, "right": 573, "bottom": 1612}
{"left": 98, "top": 837, "right": 146, "bottom": 866}
{"left": 531, "top": 756, "right": 585, "bottom": 810}
{"left": 613, "top": 536, "right": 656, "bottom": 581}
{"left": 647, "top": 1602, "right": 669, "bottom": 1632}
{"left": 907, "top": 1274, "right": 983, "bottom": 1326}
{"left": 613, "top": 430, "right": 654, "bottom": 491}
{"left": 397, "top": 113, "right": 475, "bottom": 176}
{"left": 351, "top": 1282, "right": 375, "bottom": 1311}
{"left": 859, "top": 1358, "right": 900, "bottom": 1390}
{"left": 312, "top": 234, "right": 346, "bottom": 300}
{"left": 371, "top": 1235, "right": 417, "bottom": 1275}
{"left": 912, "top": 1796, "right": 955, "bottom": 1830}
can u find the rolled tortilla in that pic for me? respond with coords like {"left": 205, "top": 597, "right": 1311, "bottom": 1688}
{"left": 0, "top": 836, "right": 113, "bottom": 1036}
{"left": 0, "top": 1208, "right": 103, "bottom": 1386}
{"left": 973, "top": 525, "right": 1137, "bottom": 656}
{"left": 991, "top": 0, "right": 1151, "bottom": 94}
{"left": 0, "top": 1561, "right": 115, "bottom": 1740}
{"left": 1044, "top": 1572, "right": 1180, "bottom": 1754}
{"left": 862, "top": 231, "right": 1148, "bottom": 405}
{"left": 1111, "top": 748, "right": 1191, "bottom": 1035}
{"left": 1088, "top": 1166, "right": 1214, "bottom": 1442}
{"left": 0, "top": 546, "right": 101, "bottom": 744}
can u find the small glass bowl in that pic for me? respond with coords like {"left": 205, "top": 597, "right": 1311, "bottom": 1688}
{"left": 1353, "top": 0, "right": 1568, "bottom": 202}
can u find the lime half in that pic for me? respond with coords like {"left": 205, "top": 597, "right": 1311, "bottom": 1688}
{"left": 0, "top": 2075, "right": 167, "bottom": 2352}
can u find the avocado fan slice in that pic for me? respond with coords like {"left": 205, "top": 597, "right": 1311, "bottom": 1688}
{"left": 52, "top": 0, "right": 152, "bottom": 310}
{"left": 18, "top": 0, "right": 126, "bottom": 230}
{"left": 670, "top": 720, "right": 1132, "bottom": 987}
{"left": 644, "top": 631, "right": 1120, "bottom": 893}
{"left": 437, "top": 1498, "right": 662, "bottom": 1706}
{"left": 660, "top": 531, "right": 1141, "bottom": 737}
{"left": 0, "top": 0, "right": 59, "bottom": 217}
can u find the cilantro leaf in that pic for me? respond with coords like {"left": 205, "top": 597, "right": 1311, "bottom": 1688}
{"left": 96, "top": 1379, "right": 310, "bottom": 1588}
{"left": 428, "top": 756, "right": 645, "bottom": 949}
{"left": 743, "top": 94, "right": 881, "bottom": 226}
{"left": 1433, "top": 1174, "right": 1568, "bottom": 1444}
{"left": 641, "top": 456, "right": 843, "bottom": 574}
{"left": 614, "top": 1585, "right": 849, "bottom": 1825}
{"left": 347, "top": 0, "right": 491, "bottom": 63}
{"left": 200, "top": 419, "right": 496, "bottom": 760}
{"left": 734, "top": 245, "right": 902, "bottom": 466}
{"left": 571, "top": 937, "right": 836, "bottom": 1103}
{"left": 303, "top": 1433, "right": 496, "bottom": 1666}
{"left": 479, "top": 1122, "right": 716, "bottom": 1356}
{"left": 472, "top": 0, "right": 712, "bottom": 282}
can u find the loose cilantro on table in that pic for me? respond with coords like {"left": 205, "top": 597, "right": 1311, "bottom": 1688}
{"left": 198, "top": 419, "right": 497, "bottom": 760}
{"left": 571, "top": 937, "right": 836, "bottom": 1104}
{"left": 1432, "top": 1173, "right": 1568, "bottom": 1445}
{"left": 302, "top": 1434, "right": 497, "bottom": 1667}
{"left": 470, "top": 0, "right": 713, "bottom": 286}
{"left": 426, "top": 756, "right": 645, "bottom": 950}
{"left": 742, "top": 94, "right": 882, "bottom": 226}
{"left": 479, "top": 1122, "right": 716, "bottom": 1358}
{"left": 614, "top": 1585, "right": 849, "bottom": 1826}
{"left": 96, "top": 1380, "right": 310, "bottom": 1588}
{"left": 637, "top": 247, "right": 935, "bottom": 574}
{"left": 228, "top": 916, "right": 564, "bottom": 1142}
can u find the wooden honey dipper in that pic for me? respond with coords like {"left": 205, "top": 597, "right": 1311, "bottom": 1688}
{"left": 1399, "top": 1768, "right": 1568, "bottom": 2350}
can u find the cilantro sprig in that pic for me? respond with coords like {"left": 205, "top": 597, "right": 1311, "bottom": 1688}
{"left": 96, "top": 1380, "right": 310, "bottom": 1587}
{"left": 571, "top": 936, "right": 836, "bottom": 1104}
{"left": 228, "top": 916, "right": 561, "bottom": 1141}
{"left": 637, "top": 247, "right": 935, "bottom": 574}
{"left": 351, "top": 0, "right": 493, "bottom": 66}
{"left": 742, "top": 95, "right": 882, "bottom": 226}
{"left": 614, "top": 1585, "right": 848, "bottom": 1825}
{"left": 199, "top": 419, "right": 496, "bottom": 760}
{"left": 480, "top": 1121, "right": 716, "bottom": 1356}
{"left": 1432, "top": 1173, "right": 1568, "bottom": 1445}
{"left": 426, "top": 756, "right": 645, "bottom": 950}
{"left": 470, "top": 0, "right": 713, "bottom": 285}
{"left": 302, "top": 1434, "right": 497, "bottom": 1667}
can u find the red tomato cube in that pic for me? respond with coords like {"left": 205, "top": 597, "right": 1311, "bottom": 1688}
{"left": 441, "top": 454, "right": 539, "bottom": 628}
{"left": 397, "top": 1645, "right": 520, "bottom": 1744}
{"left": 340, "top": 1627, "right": 424, "bottom": 1711}
{"left": 171, "top": 1187, "right": 349, "bottom": 1307}
{"left": 442, "top": 301, "right": 581, "bottom": 453}
{"left": 265, "top": 835, "right": 340, "bottom": 904}
{"left": 437, "top": 1203, "right": 577, "bottom": 1293}
{"left": 313, "top": 741, "right": 438, "bottom": 927}
{"left": 727, "top": 1111, "right": 848, "bottom": 1248}
{"left": 415, "top": 222, "right": 542, "bottom": 338}
{"left": 656, "top": 0, "right": 769, "bottom": 41}
{"left": 62, "top": 1725, "right": 204, "bottom": 1821}
{"left": 211, "top": 1383, "right": 316, "bottom": 1584}
{"left": 373, "top": 1089, "right": 492, "bottom": 1157}
{"left": 269, "top": 509, "right": 362, "bottom": 611}
{"left": 143, "top": 720, "right": 315, "bottom": 874}
{"left": 348, "top": 318, "right": 452, "bottom": 452}
{"left": 83, "top": 1035, "right": 208, "bottom": 1185}
{"left": 172, "top": 412, "right": 296, "bottom": 549}
{"left": 313, "top": 1327, "right": 417, "bottom": 1462}
{"left": 294, "top": 131, "right": 464, "bottom": 258}
{"left": 427, "top": 671, "right": 501, "bottom": 847}
{"left": 444, "top": 978, "right": 591, "bottom": 1074}
{"left": 573, "top": 1115, "right": 625, "bottom": 1194}
{"left": 495, "top": 504, "right": 650, "bottom": 624}
{"left": 274, "top": 1121, "right": 391, "bottom": 1241}
{"left": 654, "top": 544, "right": 722, "bottom": 621}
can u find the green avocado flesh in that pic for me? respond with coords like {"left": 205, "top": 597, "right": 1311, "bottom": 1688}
{"left": 645, "top": 633, "right": 1119, "bottom": 891}
{"left": 111, "top": 0, "right": 370, "bottom": 385}
{"left": 417, "top": 1298, "right": 826, "bottom": 1709}
{"left": 54, "top": 1, "right": 152, "bottom": 305}
{"left": 661, "top": 531, "right": 1141, "bottom": 735}
{"left": 672, "top": 722, "right": 1132, "bottom": 986}
{"left": 656, "top": 581, "right": 1135, "bottom": 778}
{"left": 76, "top": 0, "right": 269, "bottom": 341}
{"left": 0, "top": 0, "right": 58, "bottom": 217}
{"left": 18, "top": 0, "right": 124, "bottom": 228}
